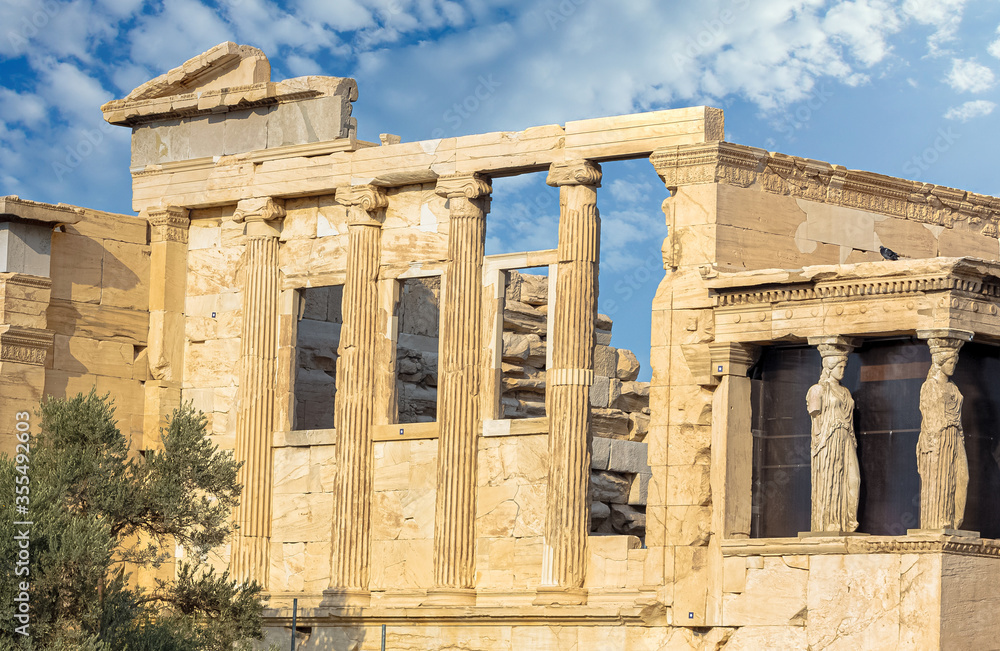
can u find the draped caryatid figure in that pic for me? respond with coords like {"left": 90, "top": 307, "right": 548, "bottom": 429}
{"left": 917, "top": 335, "right": 969, "bottom": 530}
{"left": 806, "top": 339, "right": 860, "bottom": 533}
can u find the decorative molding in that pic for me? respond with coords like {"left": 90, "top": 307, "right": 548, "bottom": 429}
{"left": 233, "top": 196, "right": 285, "bottom": 224}
{"left": 722, "top": 535, "right": 1000, "bottom": 559}
{"left": 0, "top": 326, "right": 53, "bottom": 366}
{"left": 435, "top": 173, "right": 492, "bottom": 199}
{"left": 146, "top": 206, "right": 191, "bottom": 243}
{"left": 715, "top": 272, "right": 1000, "bottom": 308}
{"left": 651, "top": 142, "right": 1000, "bottom": 236}
{"left": 0, "top": 273, "right": 52, "bottom": 290}
{"left": 546, "top": 160, "right": 602, "bottom": 188}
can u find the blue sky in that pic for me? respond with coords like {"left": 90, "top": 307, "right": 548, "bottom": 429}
{"left": 3, "top": 0, "right": 1000, "bottom": 380}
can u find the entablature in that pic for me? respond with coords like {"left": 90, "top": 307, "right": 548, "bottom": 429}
{"left": 707, "top": 257, "right": 1000, "bottom": 344}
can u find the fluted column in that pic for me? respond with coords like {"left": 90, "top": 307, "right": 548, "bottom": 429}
{"left": 230, "top": 197, "right": 285, "bottom": 588}
{"left": 916, "top": 329, "right": 973, "bottom": 533}
{"left": 323, "top": 185, "right": 387, "bottom": 608}
{"left": 538, "top": 160, "right": 601, "bottom": 605}
{"left": 429, "top": 172, "right": 491, "bottom": 605}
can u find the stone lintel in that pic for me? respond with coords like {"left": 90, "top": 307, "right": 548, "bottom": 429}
{"left": 0, "top": 196, "right": 83, "bottom": 225}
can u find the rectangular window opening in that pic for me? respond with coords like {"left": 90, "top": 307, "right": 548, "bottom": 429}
{"left": 395, "top": 276, "right": 440, "bottom": 424}
{"left": 294, "top": 285, "right": 343, "bottom": 430}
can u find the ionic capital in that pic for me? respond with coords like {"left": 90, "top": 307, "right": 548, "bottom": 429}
{"left": 233, "top": 197, "right": 286, "bottom": 224}
{"left": 435, "top": 173, "right": 492, "bottom": 200}
{"left": 338, "top": 185, "right": 389, "bottom": 226}
{"left": 146, "top": 206, "right": 190, "bottom": 243}
{"left": 546, "top": 160, "right": 602, "bottom": 188}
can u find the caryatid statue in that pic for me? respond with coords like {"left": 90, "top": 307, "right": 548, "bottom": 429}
{"left": 806, "top": 339, "right": 860, "bottom": 533}
{"left": 917, "top": 335, "right": 969, "bottom": 530}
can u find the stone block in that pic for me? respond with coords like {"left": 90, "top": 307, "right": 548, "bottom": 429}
{"left": 273, "top": 446, "right": 310, "bottom": 494}
{"left": 0, "top": 222, "right": 52, "bottom": 276}
{"left": 222, "top": 106, "right": 269, "bottom": 155}
{"left": 270, "top": 492, "right": 334, "bottom": 543}
{"left": 502, "top": 300, "right": 546, "bottom": 336}
{"left": 50, "top": 232, "right": 103, "bottom": 303}
{"left": 627, "top": 411, "right": 650, "bottom": 441}
{"left": 591, "top": 408, "right": 630, "bottom": 439}
{"left": 188, "top": 223, "right": 221, "bottom": 250}
{"left": 51, "top": 334, "right": 133, "bottom": 378}
{"left": 594, "top": 344, "right": 617, "bottom": 377}
{"left": 590, "top": 470, "right": 631, "bottom": 504}
{"left": 666, "top": 464, "right": 711, "bottom": 506}
{"left": 723, "top": 557, "right": 808, "bottom": 626}
{"left": 266, "top": 96, "right": 348, "bottom": 149}
{"left": 102, "top": 240, "right": 149, "bottom": 310}
{"left": 591, "top": 436, "right": 612, "bottom": 470}
{"left": 807, "top": 554, "right": 901, "bottom": 650}
{"left": 628, "top": 472, "right": 650, "bottom": 505}
{"left": 615, "top": 348, "right": 641, "bottom": 381}
{"left": 369, "top": 539, "right": 434, "bottom": 590}
{"left": 589, "top": 376, "right": 621, "bottom": 408}
{"left": 613, "top": 381, "right": 649, "bottom": 412}
{"left": 607, "top": 439, "right": 649, "bottom": 474}
{"left": 183, "top": 114, "right": 226, "bottom": 160}
{"left": 187, "top": 246, "right": 242, "bottom": 297}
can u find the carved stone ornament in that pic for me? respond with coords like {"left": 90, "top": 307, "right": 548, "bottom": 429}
{"left": 232, "top": 196, "right": 285, "bottom": 223}
{"left": 917, "top": 332, "right": 971, "bottom": 530}
{"left": 337, "top": 184, "right": 389, "bottom": 216}
{"left": 435, "top": 173, "right": 492, "bottom": 199}
{"left": 146, "top": 206, "right": 191, "bottom": 243}
{"left": 0, "top": 326, "right": 54, "bottom": 366}
{"left": 546, "top": 160, "right": 602, "bottom": 188}
{"left": 805, "top": 337, "right": 860, "bottom": 533}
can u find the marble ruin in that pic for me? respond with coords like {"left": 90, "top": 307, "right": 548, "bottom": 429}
{"left": 3, "top": 41, "right": 1000, "bottom": 648}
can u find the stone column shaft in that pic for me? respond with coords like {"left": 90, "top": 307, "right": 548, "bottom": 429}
{"left": 327, "top": 185, "right": 387, "bottom": 604}
{"left": 540, "top": 160, "right": 601, "bottom": 598}
{"left": 230, "top": 197, "right": 284, "bottom": 587}
{"left": 432, "top": 173, "right": 491, "bottom": 599}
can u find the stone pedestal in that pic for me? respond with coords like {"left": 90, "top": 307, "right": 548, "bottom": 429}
{"left": 324, "top": 185, "right": 387, "bottom": 609}
{"left": 540, "top": 160, "right": 601, "bottom": 595}
{"left": 431, "top": 173, "right": 491, "bottom": 596}
{"left": 230, "top": 197, "right": 285, "bottom": 588}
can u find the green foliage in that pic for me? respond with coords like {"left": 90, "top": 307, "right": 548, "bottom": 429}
{"left": 0, "top": 390, "right": 268, "bottom": 651}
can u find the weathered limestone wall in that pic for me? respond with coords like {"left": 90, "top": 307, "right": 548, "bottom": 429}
{"left": 45, "top": 209, "right": 150, "bottom": 447}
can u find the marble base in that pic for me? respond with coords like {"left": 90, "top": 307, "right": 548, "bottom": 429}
{"left": 320, "top": 588, "right": 370, "bottom": 609}
{"left": 421, "top": 588, "right": 477, "bottom": 607}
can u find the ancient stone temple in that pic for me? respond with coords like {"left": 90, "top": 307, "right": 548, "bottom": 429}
{"left": 4, "top": 41, "right": 1000, "bottom": 649}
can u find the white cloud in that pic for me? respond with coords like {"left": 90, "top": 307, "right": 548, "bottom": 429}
{"left": 944, "top": 99, "right": 996, "bottom": 121}
{"left": 0, "top": 88, "right": 48, "bottom": 126}
{"left": 823, "top": 0, "right": 901, "bottom": 67}
{"left": 900, "top": 0, "right": 968, "bottom": 55}
{"left": 946, "top": 58, "right": 996, "bottom": 93}
{"left": 989, "top": 25, "right": 1000, "bottom": 60}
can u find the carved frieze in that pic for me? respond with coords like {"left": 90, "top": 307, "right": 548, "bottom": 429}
{"left": 0, "top": 326, "right": 53, "bottom": 366}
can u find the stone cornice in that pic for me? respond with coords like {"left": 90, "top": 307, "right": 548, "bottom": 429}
{"left": 0, "top": 195, "right": 83, "bottom": 225}
{"left": 0, "top": 273, "right": 52, "bottom": 290}
{"left": 651, "top": 142, "right": 1000, "bottom": 237}
{"left": 709, "top": 258, "right": 1000, "bottom": 308}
